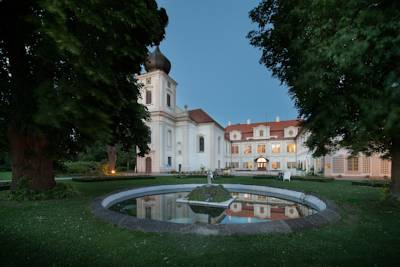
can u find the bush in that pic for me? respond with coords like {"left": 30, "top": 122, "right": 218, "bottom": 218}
{"left": 63, "top": 161, "right": 100, "bottom": 175}
{"left": 9, "top": 178, "right": 78, "bottom": 201}
{"left": 187, "top": 184, "right": 231, "bottom": 202}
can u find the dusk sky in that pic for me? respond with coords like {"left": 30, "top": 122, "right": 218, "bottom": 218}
{"left": 156, "top": 0, "right": 298, "bottom": 126}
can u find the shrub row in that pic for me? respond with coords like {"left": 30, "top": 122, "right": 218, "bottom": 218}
{"left": 72, "top": 175, "right": 156, "bottom": 182}
{"left": 253, "top": 175, "right": 334, "bottom": 182}
{"left": 351, "top": 180, "right": 389, "bottom": 187}
{"left": 62, "top": 161, "right": 100, "bottom": 175}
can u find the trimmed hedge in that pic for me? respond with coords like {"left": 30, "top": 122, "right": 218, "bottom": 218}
{"left": 352, "top": 180, "right": 389, "bottom": 187}
{"left": 253, "top": 175, "right": 334, "bottom": 182}
{"left": 63, "top": 161, "right": 100, "bottom": 175}
{"left": 174, "top": 175, "right": 207, "bottom": 179}
{"left": 72, "top": 175, "right": 156, "bottom": 182}
{"left": 292, "top": 176, "right": 334, "bottom": 182}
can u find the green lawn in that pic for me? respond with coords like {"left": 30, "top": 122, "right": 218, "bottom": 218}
{"left": 0, "top": 171, "right": 11, "bottom": 181}
{"left": 0, "top": 177, "right": 399, "bottom": 266}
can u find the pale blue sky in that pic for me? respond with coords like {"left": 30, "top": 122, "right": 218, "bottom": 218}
{"left": 156, "top": 0, "right": 298, "bottom": 126}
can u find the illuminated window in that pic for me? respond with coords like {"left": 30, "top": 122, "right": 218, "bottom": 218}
{"left": 381, "top": 159, "right": 389, "bottom": 175}
{"left": 231, "top": 145, "right": 239, "bottom": 154}
{"left": 199, "top": 136, "right": 205, "bottom": 152}
{"left": 145, "top": 90, "right": 152, "bottom": 104}
{"left": 257, "top": 144, "right": 266, "bottom": 153}
{"left": 167, "top": 93, "right": 171, "bottom": 107}
{"left": 347, "top": 157, "right": 359, "bottom": 171}
{"left": 271, "top": 161, "right": 281, "bottom": 170}
{"left": 244, "top": 145, "right": 252, "bottom": 154}
{"left": 271, "top": 144, "right": 280, "bottom": 153}
{"left": 363, "top": 157, "right": 370, "bottom": 173}
{"left": 287, "top": 144, "right": 296, "bottom": 153}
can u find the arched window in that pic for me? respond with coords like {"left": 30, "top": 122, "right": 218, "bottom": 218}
{"left": 199, "top": 136, "right": 205, "bottom": 152}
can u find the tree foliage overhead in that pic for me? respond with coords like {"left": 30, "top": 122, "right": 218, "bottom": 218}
{"left": 0, "top": 0, "right": 167, "bottom": 189}
{"left": 248, "top": 0, "right": 400, "bottom": 156}
{"left": 248, "top": 0, "right": 400, "bottom": 194}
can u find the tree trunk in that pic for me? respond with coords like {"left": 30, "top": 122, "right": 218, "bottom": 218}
{"left": 8, "top": 127, "right": 55, "bottom": 191}
{"left": 107, "top": 145, "right": 117, "bottom": 173}
{"left": 390, "top": 137, "right": 400, "bottom": 196}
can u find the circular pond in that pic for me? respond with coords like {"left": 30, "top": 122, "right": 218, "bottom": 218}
{"left": 91, "top": 184, "right": 340, "bottom": 235}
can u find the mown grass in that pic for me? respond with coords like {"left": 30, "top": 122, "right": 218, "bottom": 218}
{"left": 0, "top": 171, "right": 11, "bottom": 181}
{"left": 0, "top": 177, "right": 399, "bottom": 267}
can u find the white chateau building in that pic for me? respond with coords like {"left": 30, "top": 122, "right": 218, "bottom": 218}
{"left": 136, "top": 47, "right": 391, "bottom": 178}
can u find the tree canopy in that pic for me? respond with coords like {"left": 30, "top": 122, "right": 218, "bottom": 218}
{"left": 0, "top": 0, "right": 168, "bottom": 190}
{"left": 248, "top": 0, "right": 400, "bottom": 194}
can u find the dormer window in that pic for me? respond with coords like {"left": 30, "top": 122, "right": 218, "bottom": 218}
{"left": 259, "top": 130, "right": 264, "bottom": 137}
{"left": 146, "top": 90, "right": 152, "bottom": 104}
{"left": 233, "top": 134, "right": 237, "bottom": 140}
{"left": 167, "top": 93, "right": 171, "bottom": 107}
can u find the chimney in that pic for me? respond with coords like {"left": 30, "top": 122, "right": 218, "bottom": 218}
{"left": 246, "top": 119, "right": 251, "bottom": 124}
{"left": 275, "top": 116, "right": 280, "bottom": 122}
{"left": 228, "top": 121, "right": 231, "bottom": 126}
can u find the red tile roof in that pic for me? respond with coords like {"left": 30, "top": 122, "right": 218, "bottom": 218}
{"left": 188, "top": 109, "right": 224, "bottom": 129}
{"left": 224, "top": 119, "right": 301, "bottom": 140}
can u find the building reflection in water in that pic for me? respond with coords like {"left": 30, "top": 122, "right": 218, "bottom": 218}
{"left": 116, "top": 192, "right": 316, "bottom": 225}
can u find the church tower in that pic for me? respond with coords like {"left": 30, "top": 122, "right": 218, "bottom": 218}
{"left": 136, "top": 46, "right": 178, "bottom": 173}
{"left": 140, "top": 46, "right": 177, "bottom": 115}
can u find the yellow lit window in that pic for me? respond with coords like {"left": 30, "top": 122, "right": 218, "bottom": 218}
{"left": 271, "top": 161, "right": 281, "bottom": 170}
{"left": 347, "top": 157, "right": 359, "bottom": 171}
{"left": 257, "top": 144, "right": 266, "bottom": 153}
{"left": 272, "top": 144, "right": 280, "bottom": 154}
{"left": 287, "top": 144, "right": 296, "bottom": 153}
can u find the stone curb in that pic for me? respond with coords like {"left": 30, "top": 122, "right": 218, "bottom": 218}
{"left": 91, "top": 184, "right": 340, "bottom": 235}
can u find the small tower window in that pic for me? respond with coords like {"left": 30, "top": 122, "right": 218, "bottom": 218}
{"left": 199, "top": 136, "right": 205, "bottom": 152}
{"left": 146, "top": 90, "right": 152, "bottom": 104}
{"left": 146, "top": 78, "right": 151, "bottom": 84}
{"left": 167, "top": 93, "right": 171, "bottom": 107}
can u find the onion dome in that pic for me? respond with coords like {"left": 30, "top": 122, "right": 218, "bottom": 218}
{"left": 144, "top": 46, "right": 171, "bottom": 74}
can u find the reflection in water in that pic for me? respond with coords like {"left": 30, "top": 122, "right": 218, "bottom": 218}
{"left": 109, "top": 192, "right": 316, "bottom": 225}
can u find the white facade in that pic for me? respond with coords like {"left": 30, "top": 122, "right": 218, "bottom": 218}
{"left": 134, "top": 48, "right": 391, "bottom": 178}
{"left": 135, "top": 69, "right": 226, "bottom": 173}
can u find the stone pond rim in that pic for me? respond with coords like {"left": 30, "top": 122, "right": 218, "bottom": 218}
{"left": 91, "top": 184, "right": 341, "bottom": 235}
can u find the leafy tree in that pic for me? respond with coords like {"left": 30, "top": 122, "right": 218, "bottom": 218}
{"left": 0, "top": 0, "right": 167, "bottom": 190}
{"left": 248, "top": 0, "right": 400, "bottom": 195}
